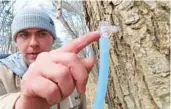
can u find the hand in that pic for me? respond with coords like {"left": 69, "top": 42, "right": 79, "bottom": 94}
{"left": 15, "top": 31, "right": 100, "bottom": 109}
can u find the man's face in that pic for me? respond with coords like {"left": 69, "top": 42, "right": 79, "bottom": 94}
{"left": 16, "top": 28, "right": 54, "bottom": 65}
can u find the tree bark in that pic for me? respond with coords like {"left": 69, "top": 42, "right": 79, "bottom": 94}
{"left": 83, "top": 1, "right": 170, "bottom": 109}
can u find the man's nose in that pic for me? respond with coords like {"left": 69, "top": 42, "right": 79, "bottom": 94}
{"left": 29, "top": 36, "right": 39, "bottom": 47}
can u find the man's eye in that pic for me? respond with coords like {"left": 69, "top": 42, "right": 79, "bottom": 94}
{"left": 40, "top": 32, "right": 48, "bottom": 36}
{"left": 19, "top": 33, "right": 29, "bottom": 38}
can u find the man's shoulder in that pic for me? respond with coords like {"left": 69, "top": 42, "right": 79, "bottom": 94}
{"left": 0, "top": 52, "right": 27, "bottom": 77}
{"left": 0, "top": 62, "right": 20, "bottom": 95}
{"left": 0, "top": 54, "right": 16, "bottom": 80}
{"left": 0, "top": 63, "right": 14, "bottom": 78}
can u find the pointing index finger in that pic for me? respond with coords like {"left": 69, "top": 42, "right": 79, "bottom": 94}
{"left": 56, "top": 31, "right": 100, "bottom": 53}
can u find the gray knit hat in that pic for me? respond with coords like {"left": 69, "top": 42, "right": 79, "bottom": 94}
{"left": 11, "top": 8, "right": 56, "bottom": 41}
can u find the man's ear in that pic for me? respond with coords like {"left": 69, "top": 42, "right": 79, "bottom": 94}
{"left": 53, "top": 39, "right": 56, "bottom": 44}
{"left": 15, "top": 42, "right": 18, "bottom": 47}
{"left": 15, "top": 38, "right": 19, "bottom": 47}
{"left": 14, "top": 35, "right": 18, "bottom": 46}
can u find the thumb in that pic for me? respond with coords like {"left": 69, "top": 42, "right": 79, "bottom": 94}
{"left": 75, "top": 57, "right": 96, "bottom": 93}
{"left": 81, "top": 57, "right": 96, "bottom": 73}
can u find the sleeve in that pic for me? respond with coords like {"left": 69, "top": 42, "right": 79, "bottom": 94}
{"left": 0, "top": 64, "right": 21, "bottom": 109}
{"left": 0, "top": 93, "right": 20, "bottom": 109}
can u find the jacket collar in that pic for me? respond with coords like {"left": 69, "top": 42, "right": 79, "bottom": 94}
{"left": 0, "top": 52, "right": 27, "bottom": 77}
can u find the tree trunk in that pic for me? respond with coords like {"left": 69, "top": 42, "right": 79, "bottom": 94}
{"left": 83, "top": 1, "right": 170, "bottom": 109}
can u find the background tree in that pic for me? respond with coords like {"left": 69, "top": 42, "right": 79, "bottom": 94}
{"left": 83, "top": 1, "right": 170, "bottom": 109}
{"left": 0, "top": 0, "right": 17, "bottom": 53}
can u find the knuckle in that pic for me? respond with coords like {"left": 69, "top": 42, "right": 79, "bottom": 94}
{"left": 27, "top": 62, "right": 38, "bottom": 74}
{"left": 27, "top": 62, "right": 41, "bottom": 75}
{"left": 47, "top": 85, "right": 60, "bottom": 105}
{"left": 69, "top": 53, "right": 78, "bottom": 61}
{"left": 37, "top": 52, "right": 49, "bottom": 60}
{"left": 82, "top": 73, "right": 88, "bottom": 81}
{"left": 59, "top": 67, "right": 70, "bottom": 79}
{"left": 71, "top": 39, "right": 82, "bottom": 53}
{"left": 49, "top": 50, "right": 56, "bottom": 54}
{"left": 29, "top": 62, "right": 36, "bottom": 69}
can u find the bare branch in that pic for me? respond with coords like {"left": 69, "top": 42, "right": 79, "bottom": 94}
{"left": 56, "top": 0, "right": 62, "bottom": 19}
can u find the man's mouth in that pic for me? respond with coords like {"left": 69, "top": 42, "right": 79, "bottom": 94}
{"left": 28, "top": 52, "right": 40, "bottom": 55}
{"left": 27, "top": 52, "right": 40, "bottom": 59}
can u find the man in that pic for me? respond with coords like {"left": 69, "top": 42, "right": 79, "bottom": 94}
{"left": 0, "top": 8, "right": 100, "bottom": 109}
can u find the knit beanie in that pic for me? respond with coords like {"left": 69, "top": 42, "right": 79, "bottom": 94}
{"left": 11, "top": 8, "right": 56, "bottom": 41}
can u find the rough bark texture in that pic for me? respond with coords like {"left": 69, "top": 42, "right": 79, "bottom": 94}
{"left": 83, "top": 1, "right": 170, "bottom": 109}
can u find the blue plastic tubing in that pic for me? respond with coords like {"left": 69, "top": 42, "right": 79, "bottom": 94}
{"left": 93, "top": 37, "right": 110, "bottom": 109}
